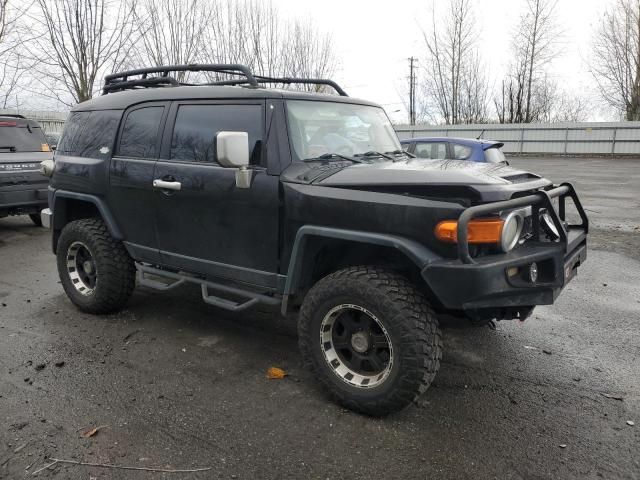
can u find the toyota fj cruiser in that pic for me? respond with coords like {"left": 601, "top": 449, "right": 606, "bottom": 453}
{"left": 0, "top": 114, "right": 52, "bottom": 225}
{"left": 40, "top": 64, "right": 588, "bottom": 416}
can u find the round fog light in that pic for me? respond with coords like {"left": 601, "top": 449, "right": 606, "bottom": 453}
{"left": 529, "top": 262, "right": 538, "bottom": 283}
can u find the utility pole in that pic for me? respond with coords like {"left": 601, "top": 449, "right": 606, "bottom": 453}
{"left": 408, "top": 57, "right": 417, "bottom": 125}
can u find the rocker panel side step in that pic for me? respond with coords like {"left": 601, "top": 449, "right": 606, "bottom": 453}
{"left": 136, "top": 263, "right": 281, "bottom": 312}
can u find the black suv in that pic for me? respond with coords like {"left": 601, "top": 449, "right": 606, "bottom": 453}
{"left": 41, "top": 64, "right": 588, "bottom": 415}
{"left": 0, "top": 114, "right": 52, "bottom": 225}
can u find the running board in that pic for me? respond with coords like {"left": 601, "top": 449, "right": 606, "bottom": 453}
{"left": 136, "top": 263, "right": 281, "bottom": 312}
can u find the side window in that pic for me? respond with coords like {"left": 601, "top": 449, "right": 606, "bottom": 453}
{"left": 170, "top": 104, "right": 263, "bottom": 165}
{"left": 118, "top": 107, "right": 164, "bottom": 158}
{"left": 414, "top": 142, "right": 447, "bottom": 160}
{"left": 453, "top": 143, "right": 472, "bottom": 160}
{"left": 58, "top": 110, "right": 122, "bottom": 159}
{"left": 57, "top": 112, "right": 90, "bottom": 155}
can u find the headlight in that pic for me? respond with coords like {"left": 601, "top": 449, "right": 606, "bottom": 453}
{"left": 540, "top": 210, "right": 560, "bottom": 240}
{"left": 500, "top": 210, "right": 524, "bottom": 252}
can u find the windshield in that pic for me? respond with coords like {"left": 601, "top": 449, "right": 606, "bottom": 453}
{"left": 0, "top": 123, "right": 49, "bottom": 153}
{"left": 484, "top": 145, "right": 507, "bottom": 163}
{"left": 286, "top": 100, "right": 401, "bottom": 161}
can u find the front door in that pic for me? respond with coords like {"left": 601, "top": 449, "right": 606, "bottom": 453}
{"left": 153, "top": 100, "right": 280, "bottom": 288}
{"left": 109, "top": 103, "right": 168, "bottom": 263}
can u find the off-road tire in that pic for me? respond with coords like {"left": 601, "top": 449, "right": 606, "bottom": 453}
{"left": 29, "top": 213, "right": 42, "bottom": 227}
{"left": 298, "top": 266, "right": 442, "bottom": 416}
{"left": 56, "top": 218, "right": 135, "bottom": 314}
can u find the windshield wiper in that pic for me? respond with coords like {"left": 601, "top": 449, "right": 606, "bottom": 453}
{"left": 302, "top": 153, "right": 364, "bottom": 163}
{"left": 353, "top": 151, "right": 394, "bottom": 161}
{"left": 0, "top": 146, "right": 16, "bottom": 152}
{"left": 385, "top": 149, "right": 415, "bottom": 158}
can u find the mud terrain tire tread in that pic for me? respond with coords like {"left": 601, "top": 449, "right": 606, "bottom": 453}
{"left": 57, "top": 218, "right": 135, "bottom": 314}
{"left": 298, "top": 266, "right": 442, "bottom": 416}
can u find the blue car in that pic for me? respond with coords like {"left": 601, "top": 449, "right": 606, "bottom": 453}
{"left": 400, "top": 137, "right": 507, "bottom": 163}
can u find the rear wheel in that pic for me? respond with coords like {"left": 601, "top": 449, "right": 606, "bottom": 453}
{"left": 56, "top": 218, "right": 135, "bottom": 314}
{"left": 29, "top": 213, "right": 42, "bottom": 227}
{"left": 298, "top": 266, "right": 442, "bottom": 416}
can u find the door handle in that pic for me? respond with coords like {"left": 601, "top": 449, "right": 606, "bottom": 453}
{"left": 153, "top": 179, "right": 181, "bottom": 191}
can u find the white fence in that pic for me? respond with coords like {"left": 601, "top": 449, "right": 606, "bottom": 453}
{"left": 395, "top": 121, "right": 640, "bottom": 156}
{"left": 0, "top": 110, "right": 67, "bottom": 134}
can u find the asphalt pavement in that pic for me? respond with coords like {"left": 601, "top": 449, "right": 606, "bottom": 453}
{"left": 0, "top": 156, "right": 639, "bottom": 479}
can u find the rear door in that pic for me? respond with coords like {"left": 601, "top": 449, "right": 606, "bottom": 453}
{"left": 152, "top": 100, "right": 281, "bottom": 288}
{"left": 108, "top": 103, "right": 168, "bottom": 263}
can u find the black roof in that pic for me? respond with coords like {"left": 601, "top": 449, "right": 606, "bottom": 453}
{"left": 74, "top": 85, "right": 379, "bottom": 112}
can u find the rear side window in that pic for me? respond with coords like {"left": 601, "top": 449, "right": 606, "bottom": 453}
{"left": 484, "top": 146, "right": 507, "bottom": 163}
{"left": 0, "top": 121, "right": 48, "bottom": 153}
{"left": 453, "top": 143, "right": 472, "bottom": 160}
{"left": 58, "top": 110, "right": 121, "bottom": 159}
{"left": 170, "top": 104, "right": 263, "bottom": 165}
{"left": 117, "top": 107, "right": 164, "bottom": 158}
{"left": 414, "top": 142, "right": 447, "bottom": 160}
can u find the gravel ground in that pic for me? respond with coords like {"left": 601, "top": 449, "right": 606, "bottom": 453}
{"left": 1, "top": 156, "right": 639, "bottom": 479}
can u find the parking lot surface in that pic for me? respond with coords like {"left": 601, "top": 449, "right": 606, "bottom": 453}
{"left": 1, "top": 156, "right": 639, "bottom": 479}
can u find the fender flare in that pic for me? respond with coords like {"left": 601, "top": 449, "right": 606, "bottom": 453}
{"left": 281, "top": 225, "right": 441, "bottom": 314}
{"left": 51, "top": 190, "right": 123, "bottom": 239}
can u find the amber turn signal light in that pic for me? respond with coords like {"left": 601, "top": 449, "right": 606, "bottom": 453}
{"left": 435, "top": 218, "right": 504, "bottom": 244}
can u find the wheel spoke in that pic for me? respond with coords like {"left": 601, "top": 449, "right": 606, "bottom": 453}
{"left": 371, "top": 333, "right": 389, "bottom": 349}
{"left": 349, "top": 354, "right": 363, "bottom": 371}
{"left": 332, "top": 339, "right": 350, "bottom": 350}
{"left": 339, "top": 310, "right": 361, "bottom": 330}
{"left": 367, "top": 353, "right": 386, "bottom": 372}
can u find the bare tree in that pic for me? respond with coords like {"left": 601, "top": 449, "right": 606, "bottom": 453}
{"left": 200, "top": 0, "right": 337, "bottom": 89}
{"left": 130, "top": 0, "right": 212, "bottom": 78}
{"left": 0, "top": 0, "right": 31, "bottom": 108}
{"left": 25, "top": 0, "right": 138, "bottom": 105}
{"left": 591, "top": 0, "right": 640, "bottom": 120}
{"left": 495, "top": 0, "right": 561, "bottom": 123}
{"left": 549, "top": 92, "right": 588, "bottom": 122}
{"left": 420, "top": 0, "right": 489, "bottom": 124}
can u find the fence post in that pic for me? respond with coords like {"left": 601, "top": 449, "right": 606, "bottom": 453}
{"left": 611, "top": 127, "right": 617, "bottom": 155}
{"left": 519, "top": 128, "right": 525, "bottom": 154}
{"left": 564, "top": 127, "right": 569, "bottom": 155}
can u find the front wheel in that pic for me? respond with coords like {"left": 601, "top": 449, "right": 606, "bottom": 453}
{"left": 298, "top": 266, "right": 442, "bottom": 416}
{"left": 56, "top": 218, "right": 135, "bottom": 314}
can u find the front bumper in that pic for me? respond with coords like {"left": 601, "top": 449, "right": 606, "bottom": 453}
{"left": 422, "top": 230, "right": 587, "bottom": 310}
{"left": 422, "top": 183, "right": 589, "bottom": 311}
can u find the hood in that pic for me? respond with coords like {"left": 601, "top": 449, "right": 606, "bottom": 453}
{"left": 316, "top": 158, "right": 545, "bottom": 187}
{"left": 281, "top": 158, "right": 553, "bottom": 202}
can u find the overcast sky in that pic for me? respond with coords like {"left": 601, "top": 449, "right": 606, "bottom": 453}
{"left": 277, "top": 0, "right": 616, "bottom": 123}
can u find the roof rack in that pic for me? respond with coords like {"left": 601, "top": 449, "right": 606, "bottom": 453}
{"left": 102, "top": 63, "right": 348, "bottom": 97}
{"left": 211, "top": 75, "right": 348, "bottom": 96}
{"left": 0, "top": 114, "right": 26, "bottom": 119}
{"left": 102, "top": 64, "right": 259, "bottom": 95}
